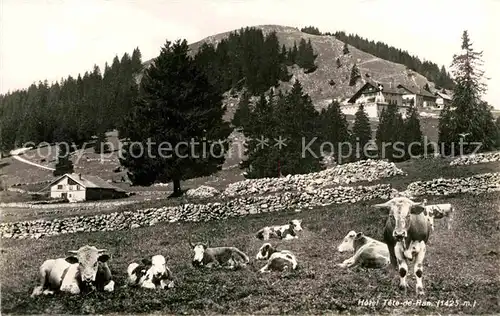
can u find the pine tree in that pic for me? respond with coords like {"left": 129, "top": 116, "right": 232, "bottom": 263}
{"left": 349, "top": 64, "right": 361, "bottom": 86}
{"left": 352, "top": 104, "right": 372, "bottom": 160}
{"left": 241, "top": 93, "right": 279, "bottom": 178}
{"left": 375, "top": 105, "right": 405, "bottom": 161}
{"left": 94, "top": 131, "right": 110, "bottom": 154}
{"left": 232, "top": 92, "right": 252, "bottom": 130}
{"left": 403, "top": 106, "right": 424, "bottom": 159}
{"left": 275, "top": 80, "right": 323, "bottom": 174}
{"left": 319, "top": 101, "right": 351, "bottom": 163}
{"left": 343, "top": 42, "right": 350, "bottom": 55}
{"left": 53, "top": 144, "right": 74, "bottom": 176}
{"left": 119, "top": 39, "right": 231, "bottom": 196}
{"left": 241, "top": 80, "right": 323, "bottom": 178}
{"left": 438, "top": 30, "right": 497, "bottom": 155}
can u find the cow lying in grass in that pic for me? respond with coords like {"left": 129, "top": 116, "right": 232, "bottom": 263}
{"left": 256, "top": 219, "right": 303, "bottom": 240}
{"left": 337, "top": 230, "right": 390, "bottom": 269}
{"left": 31, "top": 245, "right": 114, "bottom": 297}
{"left": 190, "top": 241, "right": 250, "bottom": 270}
{"left": 255, "top": 243, "right": 298, "bottom": 273}
{"left": 127, "top": 255, "right": 174, "bottom": 289}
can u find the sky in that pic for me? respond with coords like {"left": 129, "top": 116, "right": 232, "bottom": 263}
{"left": 1, "top": 0, "right": 499, "bottom": 108}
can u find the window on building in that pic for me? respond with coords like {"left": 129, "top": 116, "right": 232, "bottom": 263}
{"left": 76, "top": 185, "right": 80, "bottom": 190}
{"left": 57, "top": 185, "right": 63, "bottom": 189}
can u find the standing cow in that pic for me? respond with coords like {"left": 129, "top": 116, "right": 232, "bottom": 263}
{"left": 31, "top": 245, "right": 114, "bottom": 297}
{"left": 374, "top": 197, "right": 431, "bottom": 295}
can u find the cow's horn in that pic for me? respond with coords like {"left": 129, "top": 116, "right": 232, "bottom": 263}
{"left": 373, "top": 200, "right": 391, "bottom": 208}
{"left": 68, "top": 250, "right": 78, "bottom": 254}
{"left": 97, "top": 248, "right": 107, "bottom": 253}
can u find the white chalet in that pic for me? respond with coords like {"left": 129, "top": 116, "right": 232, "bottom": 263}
{"left": 41, "top": 173, "right": 127, "bottom": 203}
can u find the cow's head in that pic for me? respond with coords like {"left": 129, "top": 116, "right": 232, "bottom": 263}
{"left": 290, "top": 219, "right": 303, "bottom": 232}
{"left": 337, "top": 230, "right": 359, "bottom": 253}
{"left": 256, "top": 243, "right": 275, "bottom": 260}
{"left": 146, "top": 255, "right": 167, "bottom": 279}
{"left": 189, "top": 242, "right": 207, "bottom": 267}
{"left": 65, "top": 245, "right": 110, "bottom": 287}
{"left": 374, "top": 197, "right": 425, "bottom": 241}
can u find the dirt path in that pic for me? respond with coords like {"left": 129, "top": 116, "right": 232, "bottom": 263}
{"left": 10, "top": 148, "right": 55, "bottom": 171}
{"left": 358, "top": 57, "right": 379, "bottom": 66}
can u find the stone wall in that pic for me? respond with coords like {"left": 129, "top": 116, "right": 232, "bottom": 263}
{"left": 0, "top": 184, "right": 396, "bottom": 239}
{"left": 221, "top": 159, "right": 405, "bottom": 198}
{"left": 450, "top": 152, "right": 500, "bottom": 166}
{"left": 404, "top": 172, "right": 500, "bottom": 196}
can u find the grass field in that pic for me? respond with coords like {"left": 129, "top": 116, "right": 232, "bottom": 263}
{"left": 1, "top": 191, "right": 499, "bottom": 314}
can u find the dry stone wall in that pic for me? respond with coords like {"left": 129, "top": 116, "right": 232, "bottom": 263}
{"left": 0, "top": 184, "right": 396, "bottom": 239}
{"left": 450, "top": 152, "right": 500, "bottom": 166}
{"left": 221, "top": 159, "right": 405, "bottom": 198}
{"left": 404, "top": 172, "right": 500, "bottom": 196}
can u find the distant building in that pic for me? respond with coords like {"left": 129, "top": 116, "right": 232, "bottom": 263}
{"left": 435, "top": 91, "right": 453, "bottom": 109}
{"left": 40, "top": 173, "right": 127, "bottom": 203}
{"left": 342, "top": 80, "right": 438, "bottom": 118}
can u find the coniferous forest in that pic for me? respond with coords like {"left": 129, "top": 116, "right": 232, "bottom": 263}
{"left": 0, "top": 28, "right": 316, "bottom": 154}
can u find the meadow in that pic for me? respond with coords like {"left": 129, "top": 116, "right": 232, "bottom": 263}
{"left": 1, "top": 189, "right": 499, "bottom": 314}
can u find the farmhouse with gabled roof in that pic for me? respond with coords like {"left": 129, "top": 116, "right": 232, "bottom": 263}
{"left": 39, "top": 173, "right": 127, "bottom": 203}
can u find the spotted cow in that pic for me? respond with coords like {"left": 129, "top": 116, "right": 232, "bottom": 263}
{"left": 31, "top": 245, "right": 114, "bottom": 297}
{"left": 337, "top": 230, "right": 390, "bottom": 269}
{"left": 374, "top": 197, "right": 431, "bottom": 295}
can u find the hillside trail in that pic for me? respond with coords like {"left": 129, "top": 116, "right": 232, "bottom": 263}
{"left": 9, "top": 148, "right": 55, "bottom": 171}
{"left": 358, "top": 57, "right": 380, "bottom": 66}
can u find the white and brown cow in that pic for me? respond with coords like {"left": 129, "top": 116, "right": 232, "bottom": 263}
{"left": 422, "top": 198, "right": 454, "bottom": 231}
{"left": 31, "top": 245, "right": 114, "bottom": 297}
{"left": 337, "top": 230, "right": 390, "bottom": 269}
{"left": 127, "top": 255, "right": 174, "bottom": 289}
{"left": 256, "top": 219, "right": 303, "bottom": 241}
{"left": 374, "top": 197, "right": 431, "bottom": 295}
{"left": 190, "top": 241, "right": 250, "bottom": 270}
{"left": 255, "top": 243, "right": 298, "bottom": 273}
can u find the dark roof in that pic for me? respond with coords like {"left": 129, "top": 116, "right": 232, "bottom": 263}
{"left": 397, "top": 84, "right": 436, "bottom": 98}
{"left": 347, "top": 80, "right": 404, "bottom": 103}
{"left": 40, "top": 173, "right": 126, "bottom": 192}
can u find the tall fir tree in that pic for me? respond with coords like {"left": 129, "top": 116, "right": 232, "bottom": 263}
{"left": 343, "top": 42, "right": 350, "bottom": 55}
{"left": 319, "top": 101, "right": 351, "bottom": 163}
{"left": 349, "top": 64, "right": 361, "bottom": 86}
{"left": 375, "top": 105, "right": 405, "bottom": 161}
{"left": 402, "top": 106, "right": 424, "bottom": 159}
{"left": 274, "top": 80, "right": 323, "bottom": 175}
{"left": 352, "top": 104, "right": 372, "bottom": 160}
{"left": 53, "top": 144, "right": 74, "bottom": 177}
{"left": 438, "top": 30, "right": 497, "bottom": 155}
{"left": 119, "top": 39, "right": 231, "bottom": 196}
{"left": 232, "top": 91, "right": 252, "bottom": 130}
{"left": 241, "top": 92, "right": 279, "bottom": 178}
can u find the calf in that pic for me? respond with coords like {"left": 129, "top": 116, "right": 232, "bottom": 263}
{"left": 255, "top": 243, "right": 298, "bottom": 273}
{"left": 374, "top": 197, "right": 430, "bottom": 295}
{"left": 127, "top": 255, "right": 174, "bottom": 289}
{"left": 337, "top": 230, "right": 390, "bottom": 269}
{"left": 31, "top": 245, "right": 114, "bottom": 297}
{"left": 190, "top": 241, "right": 250, "bottom": 270}
{"left": 256, "top": 219, "right": 303, "bottom": 240}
